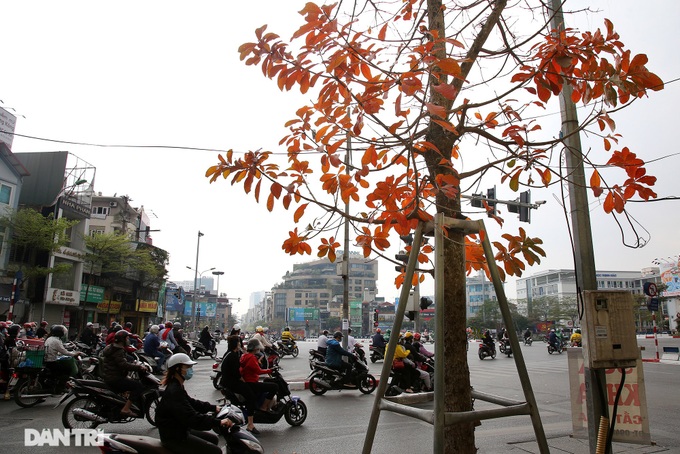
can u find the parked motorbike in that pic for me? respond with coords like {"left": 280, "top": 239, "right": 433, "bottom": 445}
{"left": 276, "top": 340, "right": 300, "bottom": 358}
{"left": 369, "top": 345, "right": 385, "bottom": 363}
{"left": 221, "top": 367, "right": 307, "bottom": 427}
{"left": 478, "top": 342, "right": 496, "bottom": 360}
{"left": 58, "top": 365, "right": 162, "bottom": 429}
{"left": 191, "top": 340, "right": 217, "bottom": 360}
{"left": 308, "top": 355, "right": 377, "bottom": 395}
{"left": 97, "top": 402, "right": 263, "bottom": 454}
{"left": 308, "top": 348, "right": 326, "bottom": 370}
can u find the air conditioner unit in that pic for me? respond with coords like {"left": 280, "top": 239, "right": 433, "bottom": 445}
{"left": 109, "top": 201, "right": 118, "bottom": 207}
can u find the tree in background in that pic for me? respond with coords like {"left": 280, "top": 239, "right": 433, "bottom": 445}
{"left": 207, "top": 1, "right": 662, "bottom": 450}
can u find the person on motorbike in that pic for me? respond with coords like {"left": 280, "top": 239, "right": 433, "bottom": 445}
{"left": 229, "top": 324, "right": 245, "bottom": 352}
{"left": 123, "top": 322, "right": 142, "bottom": 349}
{"left": 371, "top": 328, "right": 386, "bottom": 356}
{"left": 23, "top": 322, "right": 35, "bottom": 339}
{"left": 384, "top": 329, "right": 391, "bottom": 343}
{"left": 402, "top": 332, "right": 432, "bottom": 391}
{"left": 157, "top": 353, "right": 232, "bottom": 454}
{"left": 570, "top": 329, "right": 582, "bottom": 347}
{"left": 105, "top": 324, "right": 122, "bottom": 345}
{"left": 280, "top": 326, "right": 295, "bottom": 349}
{"left": 325, "top": 331, "right": 355, "bottom": 386}
{"left": 143, "top": 325, "right": 167, "bottom": 374}
{"left": 482, "top": 330, "right": 495, "bottom": 352}
{"left": 101, "top": 330, "right": 149, "bottom": 417}
{"left": 316, "top": 330, "right": 329, "bottom": 356}
{"left": 0, "top": 322, "right": 9, "bottom": 383}
{"left": 412, "top": 333, "right": 434, "bottom": 359}
{"left": 80, "top": 322, "right": 98, "bottom": 348}
{"left": 35, "top": 321, "right": 49, "bottom": 339}
{"left": 240, "top": 338, "right": 279, "bottom": 413}
{"left": 548, "top": 329, "right": 560, "bottom": 351}
{"left": 159, "top": 321, "right": 177, "bottom": 352}
{"left": 173, "top": 322, "right": 191, "bottom": 355}
{"left": 253, "top": 326, "right": 273, "bottom": 349}
{"left": 199, "top": 326, "right": 214, "bottom": 352}
{"left": 44, "top": 325, "right": 82, "bottom": 388}
{"left": 220, "top": 335, "right": 258, "bottom": 433}
{"left": 523, "top": 328, "right": 532, "bottom": 343}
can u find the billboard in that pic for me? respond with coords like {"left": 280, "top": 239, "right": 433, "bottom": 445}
{"left": 183, "top": 301, "right": 216, "bottom": 317}
{"left": 80, "top": 284, "right": 105, "bottom": 303}
{"left": 659, "top": 261, "right": 680, "bottom": 297}
{"left": 0, "top": 107, "right": 17, "bottom": 149}
{"left": 287, "top": 308, "right": 319, "bottom": 322}
{"left": 165, "top": 287, "right": 184, "bottom": 312}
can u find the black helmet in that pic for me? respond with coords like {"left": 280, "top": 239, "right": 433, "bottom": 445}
{"left": 114, "top": 330, "right": 129, "bottom": 342}
{"left": 50, "top": 325, "right": 67, "bottom": 338}
{"left": 285, "top": 327, "right": 290, "bottom": 331}
{"left": 173, "top": 322, "right": 181, "bottom": 329}
{"left": 124, "top": 322, "right": 133, "bottom": 329}
{"left": 347, "top": 328, "right": 353, "bottom": 333}
{"left": 333, "top": 331, "right": 343, "bottom": 339}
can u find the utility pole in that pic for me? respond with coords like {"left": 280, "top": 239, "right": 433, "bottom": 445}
{"left": 548, "top": 2, "right": 604, "bottom": 452}
{"left": 192, "top": 231, "right": 204, "bottom": 335}
{"left": 341, "top": 131, "right": 351, "bottom": 349}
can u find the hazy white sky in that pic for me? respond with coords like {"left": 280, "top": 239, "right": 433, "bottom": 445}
{"left": 2, "top": 1, "right": 678, "bottom": 317}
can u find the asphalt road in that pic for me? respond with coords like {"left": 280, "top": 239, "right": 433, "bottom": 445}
{"left": 1, "top": 337, "right": 679, "bottom": 453}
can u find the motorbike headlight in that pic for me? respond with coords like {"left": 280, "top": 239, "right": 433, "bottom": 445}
{"left": 239, "top": 439, "right": 264, "bottom": 453}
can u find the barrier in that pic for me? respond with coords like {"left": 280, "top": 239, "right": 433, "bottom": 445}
{"left": 661, "top": 346, "right": 680, "bottom": 361}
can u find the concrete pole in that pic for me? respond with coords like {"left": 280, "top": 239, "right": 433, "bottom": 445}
{"left": 192, "top": 231, "right": 203, "bottom": 335}
{"left": 341, "top": 131, "right": 351, "bottom": 349}
{"left": 548, "top": 2, "right": 604, "bottom": 452}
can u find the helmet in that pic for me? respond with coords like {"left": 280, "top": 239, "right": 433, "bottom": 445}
{"left": 284, "top": 327, "right": 290, "bottom": 331}
{"left": 50, "top": 325, "right": 67, "bottom": 337}
{"left": 376, "top": 328, "right": 381, "bottom": 333}
{"left": 150, "top": 325, "right": 160, "bottom": 334}
{"left": 173, "top": 322, "right": 181, "bottom": 329}
{"left": 112, "top": 325, "right": 122, "bottom": 333}
{"left": 333, "top": 331, "right": 343, "bottom": 339}
{"left": 40, "top": 321, "right": 48, "bottom": 326}
{"left": 348, "top": 328, "right": 353, "bottom": 334}
{"left": 165, "top": 322, "right": 173, "bottom": 328}
{"left": 246, "top": 339, "right": 262, "bottom": 352}
{"left": 167, "top": 353, "right": 196, "bottom": 369}
{"left": 404, "top": 331, "right": 413, "bottom": 339}
{"left": 233, "top": 324, "right": 241, "bottom": 331}
{"left": 0, "top": 321, "right": 7, "bottom": 329}
{"left": 414, "top": 333, "right": 421, "bottom": 341}
{"left": 23, "top": 323, "right": 32, "bottom": 328}
{"left": 322, "top": 330, "right": 329, "bottom": 335}
{"left": 114, "top": 330, "right": 129, "bottom": 341}
{"left": 124, "top": 322, "right": 133, "bottom": 329}
{"left": 386, "top": 329, "right": 391, "bottom": 334}
{"left": 256, "top": 325, "right": 264, "bottom": 332}
{"left": 575, "top": 329, "right": 581, "bottom": 334}
{"left": 86, "top": 322, "right": 93, "bottom": 327}
{"left": 551, "top": 329, "right": 555, "bottom": 332}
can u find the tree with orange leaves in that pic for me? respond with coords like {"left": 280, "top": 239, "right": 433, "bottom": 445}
{"left": 206, "top": 1, "right": 662, "bottom": 451}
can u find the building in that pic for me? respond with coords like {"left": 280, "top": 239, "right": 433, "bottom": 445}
{"left": 466, "top": 271, "right": 500, "bottom": 319}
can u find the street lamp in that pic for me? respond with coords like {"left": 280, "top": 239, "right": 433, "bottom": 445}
{"left": 212, "top": 270, "right": 224, "bottom": 298}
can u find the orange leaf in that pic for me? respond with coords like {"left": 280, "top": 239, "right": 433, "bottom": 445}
{"left": 378, "top": 23, "right": 388, "bottom": 41}
{"left": 590, "top": 170, "right": 603, "bottom": 197}
{"left": 438, "top": 58, "right": 461, "bottom": 77}
{"left": 294, "top": 203, "right": 308, "bottom": 222}
{"left": 426, "top": 103, "right": 447, "bottom": 119}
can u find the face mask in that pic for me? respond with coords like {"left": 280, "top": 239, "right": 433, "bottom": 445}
{"left": 184, "top": 367, "right": 194, "bottom": 380}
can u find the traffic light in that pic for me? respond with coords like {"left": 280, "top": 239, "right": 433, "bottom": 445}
{"left": 486, "top": 187, "right": 496, "bottom": 217}
{"left": 519, "top": 190, "right": 530, "bottom": 223}
{"left": 399, "top": 234, "right": 413, "bottom": 246}
{"left": 395, "top": 252, "right": 409, "bottom": 272}
{"left": 373, "top": 309, "right": 379, "bottom": 322}
{"left": 405, "top": 311, "right": 417, "bottom": 321}
{"left": 420, "top": 296, "right": 433, "bottom": 311}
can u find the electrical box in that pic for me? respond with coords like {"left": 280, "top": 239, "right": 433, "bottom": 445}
{"left": 406, "top": 287, "right": 420, "bottom": 312}
{"left": 582, "top": 290, "right": 639, "bottom": 369}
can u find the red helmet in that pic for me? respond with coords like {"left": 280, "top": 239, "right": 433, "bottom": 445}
{"left": 23, "top": 323, "right": 32, "bottom": 328}
{"left": 376, "top": 328, "right": 381, "bottom": 333}
{"left": 165, "top": 321, "right": 173, "bottom": 328}
{"left": 40, "top": 321, "right": 48, "bottom": 326}
{"left": 414, "top": 333, "right": 421, "bottom": 341}
{"left": 0, "top": 322, "right": 7, "bottom": 329}
{"left": 114, "top": 330, "right": 130, "bottom": 342}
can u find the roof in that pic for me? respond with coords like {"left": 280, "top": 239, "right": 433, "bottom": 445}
{"left": 0, "top": 142, "right": 30, "bottom": 178}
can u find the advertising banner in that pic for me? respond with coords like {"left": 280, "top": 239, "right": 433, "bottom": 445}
{"left": 165, "top": 287, "right": 184, "bottom": 312}
{"left": 46, "top": 288, "right": 79, "bottom": 306}
{"left": 137, "top": 299, "right": 158, "bottom": 313}
{"left": 80, "top": 285, "right": 105, "bottom": 303}
{"left": 287, "top": 308, "right": 319, "bottom": 322}
{"left": 568, "top": 349, "right": 651, "bottom": 444}
{"left": 659, "top": 261, "right": 680, "bottom": 297}
{"left": 0, "top": 106, "right": 17, "bottom": 149}
{"left": 183, "top": 301, "right": 217, "bottom": 317}
{"left": 96, "top": 301, "right": 121, "bottom": 314}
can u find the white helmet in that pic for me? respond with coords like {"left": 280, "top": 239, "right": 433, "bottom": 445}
{"left": 233, "top": 324, "right": 241, "bottom": 331}
{"left": 167, "top": 353, "right": 196, "bottom": 368}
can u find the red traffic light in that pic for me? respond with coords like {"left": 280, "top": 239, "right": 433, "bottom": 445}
{"left": 374, "top": 321, "right": 379, "bottom": 327}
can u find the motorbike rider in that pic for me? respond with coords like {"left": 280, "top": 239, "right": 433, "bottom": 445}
{"left": 229, "top": 324, "right": 245, "bottom": 352}
{"left": 240, "top": 338, "right": 279, "bottom": 413}
{"left": 253, "top": 326, "right": 273, "bottom": 349}
{"left": 384, "top": 329, "right": 391, "bottom": 342}
{"left": 316, "top": 330, "right": 329, "bottom": 356}
{"left": 23, "top": 322, "right": 35, "bottom": 339}
{"left": 548, "top": 329, "right": 560, "bottom": 351}
{"left": 412, "top": 332, "right": 434, "bottom": 359}
{"left": 101, "top": 330, "right": 149, "bottom": 417}
{"left": 35, "top": 321, "right": 49, "bottom": 339}
{"left": 105, "top": 324, "right": 122, "bottom": 345}
{"left": 570, "top": 329, "right": 582, "bottom": 347}
{"left": 80, "top": 322, "right": 98, "bottom": 348}
{"left": 482, "top": 330, "right": 495, "bottom": 352}
{"left": 220, "top": 335, "right": 258, "bottom": 433}
{"left": 157, "top": 353, "right": 232, "bottom": 454}
{"left": 402, "top": 332, "right": 432, "bottom": 391}
{"left": 280, "top": 326, "right": 295, "bottom": 350}
{"left": 44, "top": 325, "right": 82, "bottom": 388}
{"left": 523, "top": 328, "right": 532, "bottom": 343}
{"left": 143, "top": 325, "right": 167, "bottom": 374}
{"left": 160, "top": 321, "right": 178, "bottom": 352}
{"left": 173, "top": 322, "right": 191, "bottom": 355}
{"left": 371, "top": 328, "right": 386, "bottom": 356}
{"left": 199, "top": 326, "right": 214, "bottom": 352}
{"left": 325, "top": 331, "right": 355, "bottom": 386}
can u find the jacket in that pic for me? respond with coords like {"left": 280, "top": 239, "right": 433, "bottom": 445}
{"left": 101, "top": 343, "right": 144, "bottom": 383}
{"left": 325, "top": 338, "right": 353, "bottom": 368}
{"left": 220, "top": 350, "right": 242, "bottom": 389}
{"left": 80, "top": 329, "right": 97, "bottom": 347}
{"left": 143, "top": 333, "right": 162, "bottom": 357}
{"left": 239, "top": 352, "right": 271, "bottom": 383}
{"left": 372, "top": 332, "right": 386, "bottom": 348}
{"left": 160, "top": 328, "right": 176, "bottom": 350}
{"left": 156, "top": 379, "right": 219, "bottom": 442}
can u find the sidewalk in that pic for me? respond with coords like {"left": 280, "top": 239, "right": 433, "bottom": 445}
{"left": 506, "top": 436, "right": 673, "bottom": 454}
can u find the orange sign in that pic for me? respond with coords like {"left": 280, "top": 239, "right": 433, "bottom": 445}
{"left": 137, "top": 300, "right": 158, "bottom": 313}
{"left": 96, "top": 301, "right": 121, "bottom": 314}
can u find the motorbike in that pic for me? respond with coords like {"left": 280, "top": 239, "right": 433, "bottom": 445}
{"left": 523, "top": 336, "right": 533, "bottom": 346}
{"left": 220, "top": 367, "right": 307, "bottom": 427}
{"left": 97, "top": 402, "right": 263, "bottom": 454}
{"left": 57, "top": 365, "right": 163, "bottom": 429}
{"left": 308, "top": 348, "right": 326, "bottom": 370}
{"left": 369, "top": 345, "right": 385, "bottom": 363}
{"left": 210, "top": 355, "right": 224, "bottom": 389}
{"left": 353, "top": 343, "right": 367, "bottom": 364}
{"left": 308, "top": 355, "right": 377, "bottom": 395}
{"left": 478, "top": 342, "right": 496, "bottom": 360}
{"left": 547, "top": 339, "right": 567, "bottom": 354}
{"left": 501, "top": 339, "right": 512, "bottom": 357}
{"left": 191, "top": 340, "right": 217, "bottom": 360}
{"left": 386, "top": 357, "right": 434, "bottom": 395}
{"left": 276, "top": 340, "right": 300, "bottom": 358}
{"left": 213, "top": 331, "right": 223, "bottom": 345}
{"left": 261, "top": 345, "right": 280, "bottom": 368}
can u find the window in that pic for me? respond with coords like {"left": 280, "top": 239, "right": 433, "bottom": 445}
{"left": 0, "top": 184, "right": 11, "bottom": 204}
{"left": 93, "top": 206, "right": 109, "bottom": 215}
{"left": 51, "top": 258, "right": 77, "bottom": 290}
{"left": 90, "top": 228, "right": 105, "bottom": 237}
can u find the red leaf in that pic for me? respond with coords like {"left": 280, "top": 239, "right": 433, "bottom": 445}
{"left": 425, "top": 103, "right": 447, "bottom": 119}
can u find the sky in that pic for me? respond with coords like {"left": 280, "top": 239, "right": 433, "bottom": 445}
{"left": 1, "top": 1, "right": 679, "bottom": 318}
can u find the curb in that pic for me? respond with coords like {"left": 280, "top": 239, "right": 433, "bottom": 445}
{"left": 288, "top": 377, "right": 382, "bottom": 391}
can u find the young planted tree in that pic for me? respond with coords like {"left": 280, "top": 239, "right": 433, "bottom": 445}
{"left": 207, "top": 1, "right": 662, "bottom": 450}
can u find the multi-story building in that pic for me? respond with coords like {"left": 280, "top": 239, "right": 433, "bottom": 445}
{"left": 466, "top": 271, "right": 500, "bottom": 318}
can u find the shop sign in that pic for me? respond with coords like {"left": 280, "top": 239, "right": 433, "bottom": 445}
{"left": 80, "top": 284, "right": 105, "bottom": 303}
{"left": 137, "top": 299, "right": 158, "bottom": 313}
{"left": 96, "top": 301, "right": 121, "bottom": 314}
{"left": 46, "top": 288, "right": 79, "bottom": 306}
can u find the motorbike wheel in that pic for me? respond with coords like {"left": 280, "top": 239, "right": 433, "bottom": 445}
{"left": 359, "top": 374, "right": 377, "bottom": 394}
{"left": 370, "top": 354, "right": 377, "bottom": 364}
{"left": 14, "top": 377, "right": 45, "bottom": 408}
{"left": 478, "top": 350, "right": 485, "bottom": 360}
{"left": 212, "top": 372, "right": 222, "bottom": 389}
{"left": 191, "top": 350, "right": 199, "bottom": 360}
{"left": 548, "top": 346, "right": 554, "bottom": 354}
{"left": 292, "top": 346, "right": 299, "bottom": 358}
{"left": 308, "top": 375, "right": 328, "bottom": 396}
{"left": 62, "top": 396, "right": 101, "bottom": 430}
{"left": 145, "top": 395, "right": 160, "bottom": 426}
{"left": 491, "top": 351, "right": 496, "bottom": 359}
{"left": 283, "top": 400, "right": 308, "bottom": 426}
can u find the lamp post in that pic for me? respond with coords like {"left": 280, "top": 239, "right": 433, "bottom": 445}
{"left": 212, "top": 270, "right": 224, "bottom": 298}
{"left": 186, "top": 266, "right": 215, "bottom": 333}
